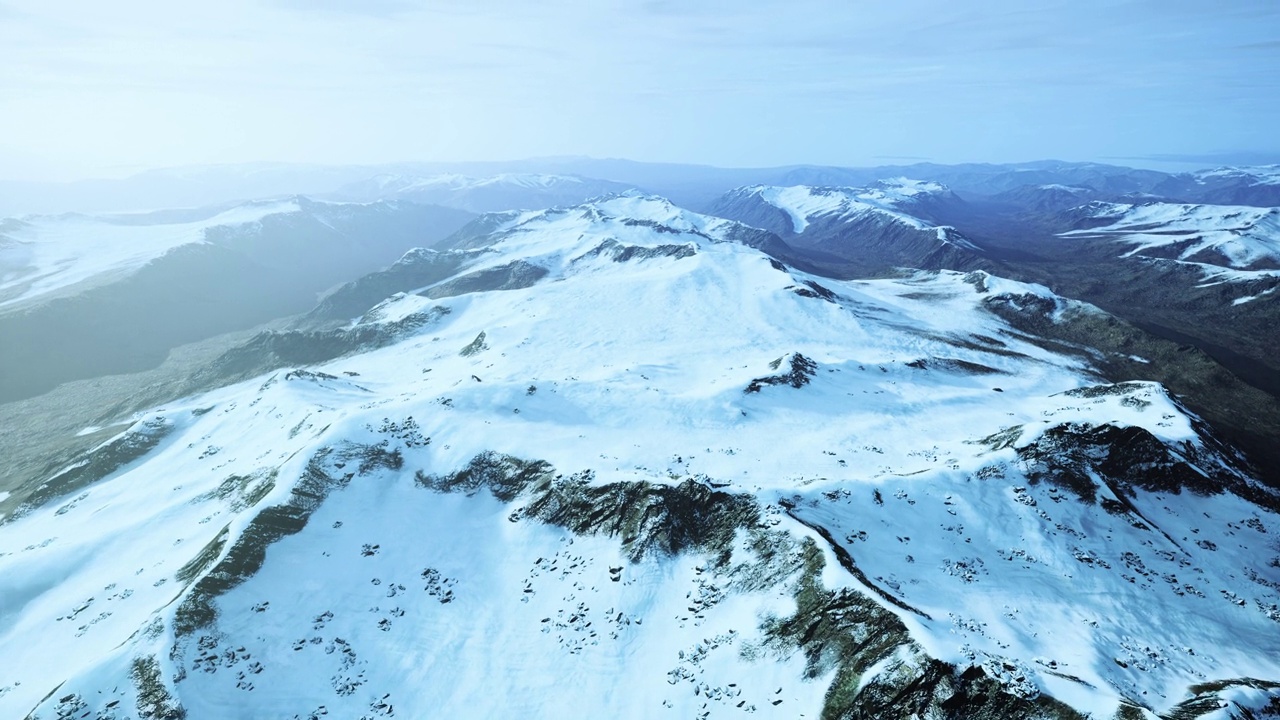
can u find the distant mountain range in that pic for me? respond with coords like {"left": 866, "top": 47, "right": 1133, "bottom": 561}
{"left": 330, "top": 173, "right": 637, "bottom": 213}
{"left": 6, "top": 159, "right": 1280, "bottom": 217}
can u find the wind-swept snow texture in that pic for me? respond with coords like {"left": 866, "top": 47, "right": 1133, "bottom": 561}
{"left": 2, "top": 194, "right": 1278, "bottom": 720}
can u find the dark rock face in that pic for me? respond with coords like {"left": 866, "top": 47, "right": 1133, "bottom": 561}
{"left": 174, "top": 442, "right": 403, "bottom": 637}
{"left": 303, "top": 248, "right": 471, "bottom": 327}
{"left": 193, "top": 306, "right": 451, "bottom": 389}
{"left": 745, "top": 353, "right": 818, "bottom": 393}
{"left": 418, "top": 451, "right": 1088, "bottom": 720}
{"left": 705, "top": 191, "right": 796, "bottom": 237}
{"left": 423, "top": 260, "right": 549, "bottom": 300}
{"left": 849, "top": 661, "right": 1085, "bottom": 720}
{"left": 571, "top": 238, "right": 698, "bottom": 264}
{"left": 980, "top": 289, "right": 1280, "bottom": 495}
{"left": 416, "top": 453, "right": 759, "bottom": 561}
{"left": 1016, "top": 422, "right": 1231, "bottom": 503}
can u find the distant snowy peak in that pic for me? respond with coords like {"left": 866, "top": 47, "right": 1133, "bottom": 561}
{"left": 1192, "top": 165, "right": 1280, "bottom": 187}
{"left": 1062, "top": 201, "right": 1280, "bottom": 281}
{"left": 1152, "top": 165, "right": 1280, "bottom": 206}
{"left": 861, "top": 176, "right": 955, "bottom": 202}
{"left": 707, "top": 182, "right": 988, "bottom": 275}
{"left": 723, "top": 179, "right": 955, "bottom": 234}
{"left": 334, "top": 172, "right": 638, "bottom": 213}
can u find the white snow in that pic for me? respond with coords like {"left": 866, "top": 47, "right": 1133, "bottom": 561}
{"left": 738, "top": 180, "right": 946, "bottom": 234}
{"left": 1062, "top": 202, "right": 1280, "bottom": 279}
{"left": 0, "top": 200, "right": 301, "bottom": 310}
{"left": 1232, "top": 286, "right": 1278, "bottom": 305}
{"left": 1, "top": 193, "right": 1277, "bottom": 718}
{"left": 1194, "top": 165, "right": 1280, "bottom": 186}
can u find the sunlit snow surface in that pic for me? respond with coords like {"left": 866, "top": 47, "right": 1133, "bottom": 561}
{"left": 0, "top": 200, "right": 301, "bottom": 310}
{"left": 2, "top": 195, "right": 1278, "bottom": 719}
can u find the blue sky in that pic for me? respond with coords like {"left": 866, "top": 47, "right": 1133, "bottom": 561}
{"left": 0, "top": 0, "right": 1276, "bottom": 179}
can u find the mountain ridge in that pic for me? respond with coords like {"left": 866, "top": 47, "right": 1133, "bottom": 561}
{"left": 3, "top": 194, "right": 1278, "bottom": 719}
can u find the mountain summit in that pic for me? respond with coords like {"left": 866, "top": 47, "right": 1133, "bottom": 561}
{"left": 3, "top": 194, "right": 1278, "bottom": 719}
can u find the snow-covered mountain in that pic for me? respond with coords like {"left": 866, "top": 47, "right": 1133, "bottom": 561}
{"left": 707, "top": 181, "right": 990, "bottom": 275}
{"left": 3, "top": 193, "right": 1278, "bottom": 720}
{"left": 304, "top": 193, "right": 793, "bottom": 328}
{"left": 333, "top": 173, "right": 639, "bottom": 213}
{"left": 1061, "top": 201, "right": 1280, "bottom": 288}
{"left": 1192, "top": 165, "right": 1280, "bottom": 186}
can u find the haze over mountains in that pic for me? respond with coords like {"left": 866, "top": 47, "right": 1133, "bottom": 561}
{"left": 6, "top": 159, "right": 1279, "bottom": 218}
{"left": 2, "top": 157, "right": 1279, "bottom": 720}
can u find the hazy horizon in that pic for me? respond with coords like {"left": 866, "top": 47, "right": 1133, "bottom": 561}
{"left": 7, "top": 152, "right": 1280, "bottom": 188}
{"left": 2, "top": 1, "right": 1278, "bottom": 182}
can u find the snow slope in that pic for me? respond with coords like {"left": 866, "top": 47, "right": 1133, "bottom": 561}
{"left": 1, "top": 194, "right": 1278, "bottom": 719}
{"left": 706, "top": 181, "right": 987, "bottom": 276}
{"left": 0, "top": 200, "right": 300, "bottom": 310}
{"left": 723, "top": 180, "right": 963, "bottom": 238}
{"left": 1062, "top": 202, "right": 1280, "bottom": 282}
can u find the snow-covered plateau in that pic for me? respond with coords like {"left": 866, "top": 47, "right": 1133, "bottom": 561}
{"left": 2, "top": 193, "right": 1278, "bottom": 720}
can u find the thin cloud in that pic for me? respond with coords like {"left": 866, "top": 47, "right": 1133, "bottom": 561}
{"left": 268, "top": 0, "right": 420, "bottom": 18}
